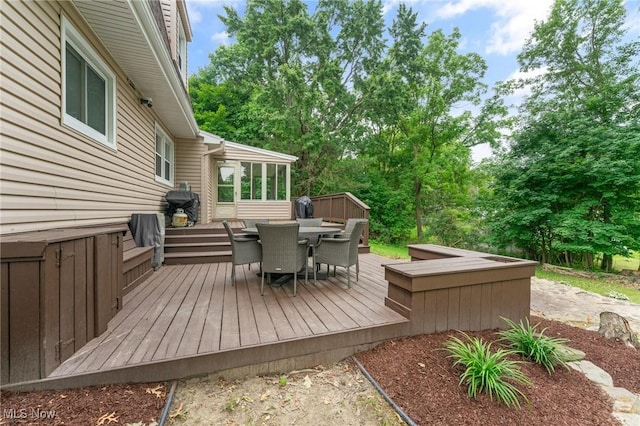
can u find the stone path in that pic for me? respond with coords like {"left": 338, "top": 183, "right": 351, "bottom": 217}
{"left": 530, "top": 277, "right": 640, "bottom": 426}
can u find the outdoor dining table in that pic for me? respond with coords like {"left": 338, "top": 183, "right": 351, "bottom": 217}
{"left": 241, "top": 226, "right": 343, "bottom": 284}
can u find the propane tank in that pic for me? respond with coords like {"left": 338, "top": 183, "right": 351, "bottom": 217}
{"left": 172, "top": 208, "right": 188, "bottom": 227}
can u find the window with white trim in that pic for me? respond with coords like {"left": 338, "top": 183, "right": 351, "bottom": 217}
{"left": 241, "top": 162, "right": 288, "bottom": 201}
{"left": 177, "top": 18, "right": 187, "bottom": 85}
{"left": 62, "top": 17, "right": 116, "bottom": 148}
{"left": 155, "top": 126, "right": 174, "bottom": 185}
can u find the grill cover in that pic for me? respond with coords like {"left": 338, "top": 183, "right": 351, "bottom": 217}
{"left": 294, "top": 196, "right": 314, "bottom": 219}
{"left": 166, "top": 190, "right": 200, "bottom": 224}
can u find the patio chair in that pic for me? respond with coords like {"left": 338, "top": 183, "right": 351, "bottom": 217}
{"left": 296, "top": 217, "right": 323, "bottom": 227}
{"left": 314, "top": 219, "right": 368, "bottom": 288}
{"left": 333, "top": 217, "right": 360, "bottom": 238}
{"left": 223, "top": 220, "right": 262, "bottom": 286}
{"left": 296, "top": 217, "right": 323, "bottom": 262}
{"left": 243, "top": 218, "right": 270, "bottom": 229}
{"left": 256, "top": 223, "right": 309, "bottom": 297}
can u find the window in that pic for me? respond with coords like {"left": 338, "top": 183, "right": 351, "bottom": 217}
{"left": 177, "top": 18, "right": 187, "bottom": 86}
{"left": 62, "top": 17, "right": 116, "bottom": 147}
{"left": 241, "top": 162, "right": 288, "bottom": 201}
{"left": 266, "top": 164, "right": 287, "bottom": 200}
{"left": 217, "top": 165, "right": 235, "bottom": 202}
{"left": 155, "top": 126, "right": 174, "bottom": 185}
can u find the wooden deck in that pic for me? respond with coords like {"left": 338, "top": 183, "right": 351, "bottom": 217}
{"left": 14, "top": 253, "right": 409, "bottom": 390}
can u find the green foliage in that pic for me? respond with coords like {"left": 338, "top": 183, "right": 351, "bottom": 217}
{"left": 487, "top": 0, "right": 640, "bottom": 270}
{"left": 498, "top": 317, "right": 571, "bottom": 374}
{"left": 445, "top": 332, "right": 531, "bottom": 408}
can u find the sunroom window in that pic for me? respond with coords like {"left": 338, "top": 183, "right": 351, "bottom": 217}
{"left": 241, "top": 162, "right": 288, "bottom": 201}
{"left": 62, "top": 17, "right": 116, "bottom": 148}
{"left": 155, "top": 126, "right": 174, "bottom": 185}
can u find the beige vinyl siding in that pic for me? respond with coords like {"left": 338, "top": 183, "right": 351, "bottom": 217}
{"left": 0, "top": 1, "right": 186, "bottom": 235}
{"left": 237, "top": 202, "right": 293, "bottom": 220}
{"left": 174, "top": 138, "right": 204, "bottom": 195}
{"left": 160, "top": 0, "right": 175, "bottom": 57}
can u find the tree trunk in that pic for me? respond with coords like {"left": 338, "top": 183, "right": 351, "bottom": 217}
{"left": 414, "top": 177, "right": 422, "bottom": 240}
{"left": 600, "top": 254, "right": 613, "bottom": 272}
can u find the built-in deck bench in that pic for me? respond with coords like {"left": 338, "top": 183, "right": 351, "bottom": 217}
{"left": 384, "top": 244, "right": 537, "bottom": 335}
{"left": 123, "top": 230, "right": 154, "bottom": 295}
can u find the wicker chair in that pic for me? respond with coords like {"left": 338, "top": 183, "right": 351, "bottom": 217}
{"left": 296, "top": 217, "right": 323, "bottom": 261}
{"left": 314, "top": 219, "right": 367, "bottom": 288}
{"left": 243, "top": 218, "right": 270, "bottom": 228}
{"left": 256, "top": 223, "right": 309, "bottom": 296}
{"left": 223, "top": 220, "right": 262, "bottom": 286}
{"left": 295, "top": 217, "right": 323, "bottom": 227}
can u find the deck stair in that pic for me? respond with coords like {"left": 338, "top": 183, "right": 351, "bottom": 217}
{"left": 163, "top": 221, "right": 369, "bottom": 265}
{"left": 163, "top": 222, "right": 238, "bottom": 265}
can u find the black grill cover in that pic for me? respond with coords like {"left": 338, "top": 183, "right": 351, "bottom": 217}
{"left": 166, "top": 190, "right": 200, "bottom": 224}
{"left": 294, "top": 196, "right": 314, "bottom": 219}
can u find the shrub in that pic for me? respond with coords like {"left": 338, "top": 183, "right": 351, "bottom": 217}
{"left": 445, "top": 332, "right": 531, "bottom": 408}
{"left": 498, "top": 317, "right": 572, "bottom": 374}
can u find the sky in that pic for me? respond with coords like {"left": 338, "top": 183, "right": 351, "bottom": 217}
{"left": 184, "top": 0, "right": 640, "bottom": 161}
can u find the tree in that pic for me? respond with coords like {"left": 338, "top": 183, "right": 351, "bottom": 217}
{"left": 388, "top": 18, "right": 506, "bottom": 239}
{"left": 489, "top": 0, "right": 640, "bottom": 270}
{"left": 194, "top": 0, "right": 386, "bottom": 196}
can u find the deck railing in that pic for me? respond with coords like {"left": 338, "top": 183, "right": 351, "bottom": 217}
{"left": 294, "top": 192, "right": 370, "bottom": 247}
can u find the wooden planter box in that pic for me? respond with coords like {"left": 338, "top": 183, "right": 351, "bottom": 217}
{"left": 384, "top": 245, "right": 537, "bottom": 335}
{"left": 1, "top": 225, "right": 126, "bottom": 384}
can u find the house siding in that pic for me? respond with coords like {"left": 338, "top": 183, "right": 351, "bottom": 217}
{"left": 0, "top": 0, "right": 191, "bottom": 235}
{"left": 237, "top": 202, "right": 293, "bottom": 219}
{"left": 174, "top": 137, "right": 204, "bottom": 195}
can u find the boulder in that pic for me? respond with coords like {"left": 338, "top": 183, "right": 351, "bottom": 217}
{"left": 598, "top": 311, "right": 640, "bottom": 349}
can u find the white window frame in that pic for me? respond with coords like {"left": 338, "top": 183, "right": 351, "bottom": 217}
{"left": 241, "top": 162, "right": 290, "bottom": 201}
{"left": 155, "top": 125, "right": 174, "bottom": 186}
{"left": 61, "top": 16, "right": 116, "bottom": 148}
{"left": 177, "top": 18, "right": 188, "bottom": 86}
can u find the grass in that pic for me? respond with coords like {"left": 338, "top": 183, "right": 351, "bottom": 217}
{"left": 535, "top": 268, "right": 640, "bottom": 304}
{"left": 613, "top": 252, "right": 639, "bottom": 271}
{"left": 369, "top": 240, "right": 410, "bottom": 259}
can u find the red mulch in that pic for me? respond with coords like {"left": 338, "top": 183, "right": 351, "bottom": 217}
{"left": 355, "top": 316, "right": 640, "bottom": 425}
{"left": 0, "top": 382, "right": 165, "bottom": 425}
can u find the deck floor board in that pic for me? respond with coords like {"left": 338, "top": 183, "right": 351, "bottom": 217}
{"left": 48, "top": 253, "right": 409, "bottom": 384}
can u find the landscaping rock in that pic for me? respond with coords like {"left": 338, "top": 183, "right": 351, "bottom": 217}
{"left": 598, "top": 311, "right": 640, "bottom": 349}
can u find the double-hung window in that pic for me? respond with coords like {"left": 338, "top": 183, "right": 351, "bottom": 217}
{"left": 155, "top": 126, "right": 174, "bottom": 185}
{"left": 61, "top": 17, "right": 116, "bottom": 148}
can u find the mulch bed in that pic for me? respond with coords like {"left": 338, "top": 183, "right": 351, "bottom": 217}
{"left": 1, "top": 383, "right": 166, "bottom": 425}
{"left": 355, "top": 316, "right": 640, "bottom": 425}
{"left": 1, "top": 316, "right": 638, "bottom": 425}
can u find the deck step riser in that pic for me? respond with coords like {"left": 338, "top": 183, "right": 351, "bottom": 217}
{"left": 163, "top": 253, "right": 232, "bottom": 264}
{"left": 164, "top": 235, "right": 229, "bottom": 244}
{"left": 164, "top": 244, "right": 230, "bottom": 254}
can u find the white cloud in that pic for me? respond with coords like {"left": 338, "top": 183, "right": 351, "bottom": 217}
{"left": 189, "top": 9, "right": 202, "bottom": 25}
{"left": 211, "top": 31, "right": 230, "bottom": 44}
{"left": 433, "top": 0, "right": 554, "bottom": 55}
